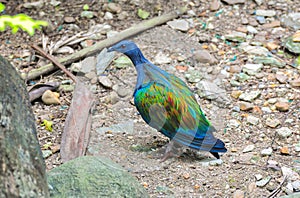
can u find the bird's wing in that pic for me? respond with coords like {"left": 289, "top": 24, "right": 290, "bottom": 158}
{"left": 134, "top": 79, "right": 213, "bottom": 146}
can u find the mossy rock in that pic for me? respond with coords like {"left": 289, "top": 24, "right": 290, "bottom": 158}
{"left": 47, "top": 156, "right": 149, "bottom": 198}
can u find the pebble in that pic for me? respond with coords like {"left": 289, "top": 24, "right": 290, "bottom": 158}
{"left": 185, "top": 70, "right": 203, "bottom": 83}
{"left": 154, "top": 51, "right": 172, "bottom": 64}
{"left": 239, "top": 101, "right": 254, "bottom": 111}
{"left": 295, "top": 143, "right": 300, "bottom": 152}
{"left": 231, "top": 90, "right": 242, "bottom": 99}
{"left": 64, "top": 16, "right": 75, "bottom": 23}
{"left": 233, "top": 190, "right": 245, "bottom": 198}
{"left": 253, "top": 56, "right": 285, "bottom": 68}
{"left": 106, "top": 2, "right": 122, "bottom": 13}
{"left": 105, "top": 92, "right": 120, "bottom": 104}
{"left": 81, "top": 11, "right": 94, "bottom": 19}
{"left": 256, "top": 16, "right": 266, "bottom": 24}
{"left": 262, "top": 20, "right": 281, "bottom": 29}
{"left": 292, "top": 180, "right": 300, "bottom": 191}
{"left": 167, "top": 19, "right": 190, "bottom": 32}
{"left": 268, "top": 98, "right": 277, "bottom": 104}
{"left": 239, "top": 90, "right": 261, "bottom": 102}
{"left": 230, "top": 65, "right": 242, "bottom": 73}
{"left": 290, "top": 79, "right": 300, "bottom": 87}
{"left": 225, "top": 31, "right": 247, "bottom": 42}
{"left": 42, "top": 90, "right": 60, "bottom": 105}
{"left": 104, "top": 12, "right": 114, "bottom": 20}
{"left": 255, "top": 174, "right": 263, "bottom": 181}
{"left": 247, "top": 115, "right": 259, "bottom": 125}
{"left": 256, "top": 176, "right": 271, "bottom": 187}
{"left": 210, "top": 0, "right": 220, "bottom": 11}
{"left": 23, "top": 1, "right": 44, "bottom": 9}
{"left": 266, "top": 42, "right": 279, "bottom": 51}
{"left": 81, "top": 56, "right": 96, "bottom": 73}
{"left": 116, "top": 86, "right": 131, "bottom": 98}
{"left": 280, "top": 146, "right": 289, "bottom": 155}
{"left": 98, "top": 76, "right": 113, "bottom": 88}
{"left": 276, "top": 127, "right": 292, "bottom": 138}
{"left": 275, "top": 74, "right": 288, "bottom": 84}
{"left": 247, "top": 25, "right": 258, "bottom": 34}
{"left": 280, "top": 13, "right": 300, "bottom": 31}
{"left": 255, "top": 10, "right": 276, "bottom": 17}
{"left": 228, "top": 119, "right": 240, "bottom": 128}
{"left": 58, "top": 84, "right": 75, "bottom": 92}
{"left": 261, "top": 148, "right": 273, "bottom": 156}
{"left": 243, "top": 144, "right": 255, "bottom": 153}
{"left": 196, "top": 80, "right": 229, "bottom": 101}
{"left": 265, "top": 117, "right": 281, "bottom": 128}
{"left": 42, "top": 150, "right": 52, "bottom": 159}
{"left": 275, "top": 102, "right": 289, "bottom": 112}
{"left": 194, "top": 50, "right": 218, "bottom": 64}
{"left": 242, "top": 63, "right": 263, "bottom": 75}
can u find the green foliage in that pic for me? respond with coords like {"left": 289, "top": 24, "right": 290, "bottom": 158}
{"left": 0, "top": 3, "right": 48, "bottom": 36}
{"left": 83, "top": 4, "right": 89, "bottom": 10}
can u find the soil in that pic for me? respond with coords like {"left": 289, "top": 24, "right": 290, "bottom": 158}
{"left": 1, "top": 0, "right": 300, "bottom": 197}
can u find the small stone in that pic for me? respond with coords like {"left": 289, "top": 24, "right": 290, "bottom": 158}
{"left": 167, "top": 19, "right": 190, "bottom": 32}
{"left": 265, "top": 117, "right": 281, "bottom": 128}
{"left": 235, "top": 73, "right": 250, "bottom": 82}
{"left": 117, "top": 86, "right": 131, "bottom": 98}
{"left": 275, "top": 102, "right": 289, "bottom": 112}
{"left": 23, "top": 1, "right": 44, "bottom": 9}
{"left": 233, "top": 190, "right": 245, "bottom": 198}
{"left": 280, "top": 146, "right": 289, "bottom": 155}
{"left": 185, "top": 70, "right": 203, "bottom": 83}
{"left": 104, "top": 12, "right": 114, "bottom": 20}
{"left": 255, "top": 174, "right": 263, "bottom": 181}
{"left": 182, "top": 173, "right": 190, "bottom": 179}
{"left": 256, "top": 16, "right": 266, "bottom": 24}
{"left": 42, "top": 90, "right": 60, "bottom": 105}
{"left": 243, "top": 144, "right": 255, "bottom": 153}
{"left": 154, "top": 51, "right": 172, "bottom": 64}
{"left": 210, "top": 0, "right": 220, "bottom": 11}
{"left": 231, "top": 90, "right": 242, "bottom": 99}
{"left": 280, "top": 13, "right": 300, "bottom": 31}
{"left": 64, "top": 16, "right": 75, "bottom": 23}
{"left": 295, "top": 143, "right": 300, "bottom": 152}
{"left": 275, "top": 74, "right": 288, "bottom": 84}
{"left": 292, "top": 180, "right": 300, "bottom": 191}
{"left": 230, "top": 65, "right": 242, "bottom": 73}
{"left": 254, "top": 0, "right": 263, "bottom": 5}
{"left": 107, "top": 3, "right": 122, "bottom": 13}
{"left": 255, "top": 10, "right": 276, "bottom": 17}
{"left": 267, "top": 98, "right": 277, "bottom": 104}
{"left": 106, "top": 92, "right": 120, "bottom": 104}
{"left": 239, "top": 90, "right": 261, "bottom": 102}
{"left": 228, "top": 119, "right": 240, "bottom": 128}
{"left": 98, "top": 76, "right": 113, "bottom": 88}
{"left": 239, "top": 101, "right": 254, "bottom": 111}
{"left": 261, "top": 148, "right": 273, "bottom": 156}
{"left": 277, "top": 127, "right": 292, "bottom": 138}
{"left": 256, "top": 176, "right": 271, "bottom": 187}
{"left": 247, "top": 115, "right": 259, "bottom": 125}
{"left": 242, "top": 63, "right": 263, "bottom": 75}
{"left": 81, "top": 11, "right": 94, "bottom": 19}
{"left": 194, "top": 50, "right": 218, "bottom": 64}
{"left": 42, "top": 150, "right": 52, "bottom": 159}
{"left": 266, "top": 42, "right": 279, "bottom": 51}
{"left": 290, "top": 79, "right": 300, "bottom": 87}
{"left": 247, "top": 25, "right": 258, "bottom": 34}
{"left": 81, "top": 56, "right": 96, "bottom": 73}
{"left": 85, "top": 72, "right": 97, "bottom": 80}
{"left": 225, "top": 31, "right": 247, "bottom": 42}
{"left": 262, "top": 20, "right": 281, "bottom": 29}
{"left": 241, "top": 18, "right": 249, "bottom": 25}
{"left": 58, "top": 84, "right": 75, "bottom": 92}
{"left": 231, "top": 147, "right": 238, "bottom": 152}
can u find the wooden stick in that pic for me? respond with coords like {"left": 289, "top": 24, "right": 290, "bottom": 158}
{"left": 31, "top": 44, "right": 78, "bottom": 83}
{"left": 22, "top": 7, "right": 187, "bottom": 80}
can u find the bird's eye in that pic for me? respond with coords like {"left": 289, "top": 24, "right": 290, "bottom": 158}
{"left": 121, "top": 44, "right": 126, "bottom": 48}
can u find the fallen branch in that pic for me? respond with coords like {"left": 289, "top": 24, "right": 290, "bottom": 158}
{"left": 267, "top": 175, "right": 287, "bottom": 198}
{"left": 21, "top": 7, "right": 187, "bottom": 80}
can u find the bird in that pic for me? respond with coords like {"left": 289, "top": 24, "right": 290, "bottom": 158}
{"left": 107, "top": 40, "right": 227, "bottom": 161}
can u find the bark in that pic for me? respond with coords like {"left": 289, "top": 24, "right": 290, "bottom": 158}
{"left": 0, "top": 55, "right": 49, "bottom": 197}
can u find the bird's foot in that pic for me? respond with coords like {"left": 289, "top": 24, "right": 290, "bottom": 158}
{"left": 160, "top": 141, "right": 183, "bottom": 162}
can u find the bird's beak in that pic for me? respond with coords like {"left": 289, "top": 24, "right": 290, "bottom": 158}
{"left": 107, "top": 46, "right": 114, "bottom": 53}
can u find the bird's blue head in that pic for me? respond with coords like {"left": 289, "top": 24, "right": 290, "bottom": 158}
{"left": 107, "top": 40, "right": 148, "bottom": 66}
{"left": 107, "top": 40, "right": 139, "bottom": 56}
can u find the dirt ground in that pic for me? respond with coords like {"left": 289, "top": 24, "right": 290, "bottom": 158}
{"left": 1, "top": 0, "right": 300, "bottom": 197}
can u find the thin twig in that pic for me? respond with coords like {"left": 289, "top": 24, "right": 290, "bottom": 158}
{"left": 267, "top": 175, "right": 287, "bottom": 198}
{"left": 31, "top": 44, "right": 78, "bottom": 83}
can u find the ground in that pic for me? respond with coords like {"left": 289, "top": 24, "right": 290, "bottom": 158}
{"left": 1, "top": 0, "right": 300, "bottom": 197}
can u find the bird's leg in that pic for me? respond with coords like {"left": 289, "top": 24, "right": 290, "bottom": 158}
{"left": 160, "top": 141, "right": 183, "bottom": 162}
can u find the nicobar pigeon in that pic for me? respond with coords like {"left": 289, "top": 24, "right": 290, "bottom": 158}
{"left": 108, "top": 40, "right": 227, "bottom": 161}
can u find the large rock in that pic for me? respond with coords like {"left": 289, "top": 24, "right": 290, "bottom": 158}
{"left": 47, "top": 156, "right": 149, "bottom": 197}
{"left": 0, "top": 55, "right": 49, "bottom": 197}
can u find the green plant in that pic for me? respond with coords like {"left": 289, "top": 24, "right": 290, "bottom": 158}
{"left": 0, "top": 3, "right": 47, "bottom": 36}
